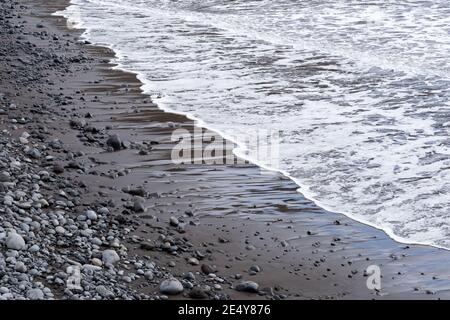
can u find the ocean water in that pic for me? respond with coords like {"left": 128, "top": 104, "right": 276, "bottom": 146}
{"left": 57, "top": 0, "right": 450, "bottom": 249}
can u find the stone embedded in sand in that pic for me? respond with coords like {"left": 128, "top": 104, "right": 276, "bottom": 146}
{"left": 106, "top": 134, "right": 122, "bottom": 151}
{"left": 97, "top": 207, "right": 110, "bottom": 215}
{"left": 52, "top": 164, "right": 64, "bottom": 174}
{"left": 144, "top": 270, "right": 154, "bottom": 280}
{"left": 189, "top": 287, "right": 208, "bottom": 299}
{"left": 6, "top": 232, "right": 26, "bottom": 250}
{"left": 235, "top": 281, "right": 259, "bottom": 293}
{"left": 159, "top": 278, "right": 184, "bottom": 295}
{"left": 249, "top": 265, "right": 261, "bottom": 273}
{"left": 96, "top": 285, "right": 114, "bottom": 298}
{"left": 169, "top": 216, "right": 179, "bottom": 227}
{"left": 102, "top": 249, "right": 120, "bottom": 266}
{"left": 187, "top": 257, "right": 199, "bottom": 266}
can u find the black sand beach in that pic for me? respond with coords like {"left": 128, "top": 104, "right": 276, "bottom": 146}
{"left": 1, "top": 0, "right": 450, "bottom": 300}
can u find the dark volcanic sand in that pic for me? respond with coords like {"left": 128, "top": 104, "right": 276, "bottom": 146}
{"left": 1, "top": 0, "right": 450, "bottom": 300}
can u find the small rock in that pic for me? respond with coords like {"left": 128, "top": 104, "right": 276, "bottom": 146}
{"left": 102, "top": 249, "right": 120, "bottom": 266}
{"left": 169, "top": 216, "right": 179, "bottom": 227}
{"left": 187, "top": 257, "right": 199, "bottom": 266}
{"left": 27, "top": 288, "right": 44, "bottom": 300}
{"left": 29, "top": 245, "right": 40, "bottom": 253}
{"left": 189, "top": 287, "right": 208, "bottom": 299}
{"left": 106, "top": 134, "right": 122, "bottom": 151}
{"left": 85, "top": 210, "right": 98, "bottom": 220}
{"left": 249, "top": 265, "right": 261, "bottom": 273}
{"left": 97, "top": 207, "right": 110, "bottom": 215}
{"left": 92, "top": 258, "right": 103, "bottom": 267}
{"left": 201, "top": 264, "right": 215, "bottom": 275}
{"left": 53, "top": 164, "right": 64, "bottom": 174}
{"left": 0, "top": 172, "right": 10, "bottom": 183}
{"left": 55, "top": 226, "right": 66, "bottom": 234}
{"left": 144, "top": 271, "right": 154, "bottom": 280}
{"left": 235, "top": 281, "right": 259, "bottom": 293}
{"left": 5, "top": 232, "right": 26, "bottom": 250}
{"left": 15, "top": 261, "right": 27, "bottom": 273}
{"left": 159, "top": 278, "right": 184, "bottom": 295}
{"left": 133, "top": 198, "right": 145, "bottom": 213}
{"left": 96, "top": 285, "right": 114, "bottom": 298}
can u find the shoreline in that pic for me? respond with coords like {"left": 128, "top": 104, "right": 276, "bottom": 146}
{"left": 55, "top": 2, "right": 450, "bottom": 254}
{"left": 0, "top": 0, "right": 450, "bottom": 300}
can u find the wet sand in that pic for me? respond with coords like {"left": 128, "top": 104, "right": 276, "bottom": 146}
{"left": 2, "top": 0, "right": 450, "bottom": 300}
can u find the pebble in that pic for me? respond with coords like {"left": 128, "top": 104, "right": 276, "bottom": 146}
{"left": 14, "top": 261, "right": 27, "bottom": 273}
{"left": 27, "top": 288, "right": 44, "bottom": 300}
{"left": 201, "top": 264, "right": 215, "bottom": 275}
{"left": 55, "top": 226, "right": 66, "bottom": 234}
{"left": 235, "top": 281, "right": 259, "bottom": 293}
{"left": 85, "top": 210, "right": 98, "bottom": 220}
{"left": 28, "top": 244, "right": 40, "bottom": 253}
{"left": 133, "top": 198, "right": 145, "bottom": 213}
{"left": 189, "top": 287, "right": 208, "bottom": 299}
{"left": 5, "top": 232, "right": 26, "bottom": 250}
{"left": 96, "top": 285, "right": 114, "bottom": 298}
{"left": 53, "top": 164, "right": 64, "bottom": 174}
{"left": 159, "top": 278, "right": 184, "bottom": 295}
{"left": 106, "top": 134, "right": 122, "bottom": 151}
{"left": 92, "top": 258, "right": 103, "bottom": 267}
{"left": 188, "top": 257, "right": 199, "bottom": 266}
{"left": 169, "top": 216, "right": 179, "bottom": 227}
{"left": 102, "top": 249, "right": 120, "bottom": 266}
{"left": 0, "top": 172, "right": 11, "bottom": 182}
{"left": 249, "top": 265, "right": 261, "bottom": 273}
{"left": 144, "top": 271, "right": 154, "bottom": 280}
{"left": 97, "top": 207, "right": 110, "bottom": 215}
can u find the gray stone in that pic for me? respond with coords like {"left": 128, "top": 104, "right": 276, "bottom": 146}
{"left": 0, "top": 287, "right": 9, "bottom": 294}
{"left": 85, "top": 210, "right": 98, "bottom": 220}
{"left": 96, "top": 285, "right": 114, "bottom": 298}
{"left": 27, "top": 288, "right": 44, "bottom": 300}
{"left": 187, "top": 257, "right": 199, "bottom": 265}
{"left": 97, "top": 207, "right": 110, "bottom": 215}
{"left": 249, "top": 265, "right": 261, "bottom": 273}
{"left": 27, "top": 148, "right": 41, "bottom": 159}
{"left": 55, "top": 226, "right": 66, "bottom": 234}
{"left": 0, "top": 172, "right": 10, "bottom": 182}
{"left": 133, "top": 198, "right": 145, "bottom": 213}
{"left": 29, "top": 244, "right": 40, "bottom": 253}
{"left": 102, "top": 249, "right": 120, "bottom": 266}
{"left": 169, "top": 216, "right": 179, "bottom": 227}
{"left": 106, "top": 134, "right": 122, "bottom": 151}
{"left": 15, "top": 261, "right": 27, "bottom": 273}
{"left": 189, "top": 287, "right": 208, "bottom": 299}
{"left": 159, "top": 278, "right": 184, "bottom": 295}
{"left": 144, "top": 270, "right": 154, "bottom": 280}
{"left": 235, "top": 281, "right": 259, "bottom": 293}
{"left": 5, "top": 232, "right": 26, "bottom": 250}
{"left": 201, "top": 264, "right": 215, "bottom": 275}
